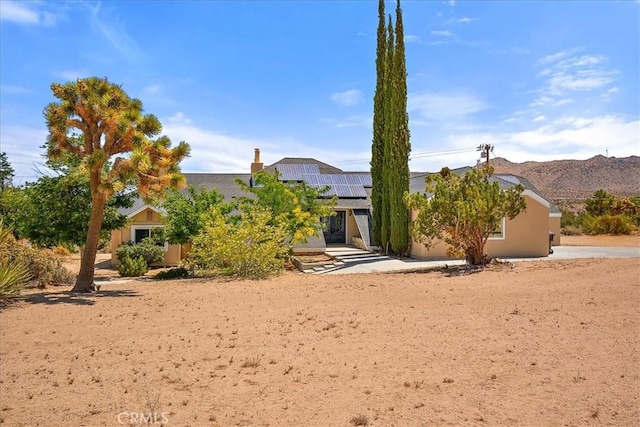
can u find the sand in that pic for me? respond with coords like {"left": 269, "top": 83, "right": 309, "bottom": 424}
{"left": 1, "top": 247, "right": 639, "bottom": 426}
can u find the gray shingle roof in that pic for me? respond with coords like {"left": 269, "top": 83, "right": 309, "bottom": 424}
{"left": 266, "top": 158, "right": 343, "bottom": 174}
{"left": 181, "top": 173, "right": 252, "bottom": 201}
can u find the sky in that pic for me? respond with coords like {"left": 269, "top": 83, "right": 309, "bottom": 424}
{"left": 1, "top": 0, "right": 639, "bottom": 185}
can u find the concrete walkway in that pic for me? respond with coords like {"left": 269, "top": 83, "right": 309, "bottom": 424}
{"left": 319, "top": 245, "right": 639, "bottom": 275}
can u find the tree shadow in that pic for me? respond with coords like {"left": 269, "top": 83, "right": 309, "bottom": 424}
{"left": 22, "top": 289, "right": 140, "bottom": 306}
{"left": 391, "top": 264, "right": 485, "bottom": 277}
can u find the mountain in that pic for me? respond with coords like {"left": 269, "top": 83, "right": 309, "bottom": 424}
{"left": 490, "top": 155, "right": 640, "bottom": 201}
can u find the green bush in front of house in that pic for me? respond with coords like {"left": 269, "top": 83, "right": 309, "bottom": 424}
{"left": 116, "top": 238, "right": 165, "bottom": 267}
{"left": 188, "top": 206, "right": 289, "bottom": 279}
{"left": 581, "top": 214, "right": 634, "bottom": 235}
{"left": 117, "top": 255, "right": 149, "bottom": 277}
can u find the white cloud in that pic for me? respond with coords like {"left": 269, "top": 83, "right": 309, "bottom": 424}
{"left": 333, "top": 115, "right": 371, "bottom": 128}
{"left": 162, "top": 114, "right": 372, "bottom": 173}
{"left": 548, "top": 68, "right": 616, "bottom": 91}
{"left": 539, "top": 50, "right": 573, "bottom": 65}
{"left": 533, "top": 115, "right": 545, "bottom": 122}
{"left": 409, "top": 114, "right": 639, "bottom": 172}
{"left": 56, "top": 69, "right": 92, "bottom": 81}
{"left": 86, "top": 2, "right": 146, "bottom": 62}
{"left": 556, "top": 54, "right": 605, "bottom": 68}
{"left": 553, "top": 99, "right": 573, "bottom": 107}
{"left": 0, "top": 1, "right": 61, "bottom": 27}
{"left": 331, "top": 89, "right": 363, "bottom": 107}
{"left": 409, "top": 92, "right": 489, "bottom": 122}
{"left": 606, "top": 87, "right": 619, "bottom": 94}
{"left": 431, "top": 30, "right": 453, "bottom": 37}
{"left": 532, "top": 50, "right": 618, "bottom": 108}
{"left": 0, "top": 84, "right": 35, "bottom": 94}
{"left": 458, "top": 17, "right": 476, "bottom": 24}
{"left": 143, "top": 84, "right": 162, "bottom": 95}
{"left": 0, "top": 124, "right": 50, "bottom": 185}
{"left": 0, "top": 1, "right": 39, "bottom": 24}
{"left": 405, "top": 35, "right": 422, "bottom": 43}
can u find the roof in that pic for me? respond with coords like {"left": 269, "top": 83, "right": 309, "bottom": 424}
{"left": 119, "top": 173, "right": 252, "bottom": 216}
{"left": 408, "top": 168, "right": 558, "bottom": 213}
{"left": 181, "top": 173, "right": 252, "bottom": 201}
{"left": 266, "top": 158, "right": 343, "bottom": 174}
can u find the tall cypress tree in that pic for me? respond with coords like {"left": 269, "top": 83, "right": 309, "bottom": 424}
{"left": 389, "top": 0, "right": 411, "bottom": 255}
{"left": 371, "top": 0, "right": 386, "bottom": 247}
{"left": 380, "top": 14, "right": 395, "bottom": 253}
{"left": 371, "top": 0, "right": 410, "bottom": 255}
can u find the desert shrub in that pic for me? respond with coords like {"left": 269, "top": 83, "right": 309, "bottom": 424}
{"left": 189, "top": 206, "right": 289, "bottom": 279}
{"left": 117, "top": 255, "right": 148, "bottom": 277}
{"left": 582, "top": 214, "right": 634, "bottom": 235}
{"left": 561, "top": 225, "right": 582, "bottom": 236}
{"left": 0, "top": 221, "right": 73, "bottom": 287}
{"left": 0, "top": 223, "right": 31, "bottom": 297}
{"left": 117, "top": 238, "right": 165, "bottom": 266}
{"left": 154, "top": 267, "right": 190, "bottom": 281}
{"left": 0, "top": 262, "right": 31, "bottom": 297}
{"left": 52, "top": 245, "right": 71, "bottom": 256}
{"left": 561, "top": 210, "right": 580, "bottom": 228}
{"left": 581, "top": 214, "right": 634, "bottom": 235}
{"left": 10, "top": 245, "right": 75, "bottom": 285}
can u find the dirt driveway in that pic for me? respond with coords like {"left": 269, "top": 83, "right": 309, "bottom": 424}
{"left": 1, "top": 257, "right": 638, "bottom": 426}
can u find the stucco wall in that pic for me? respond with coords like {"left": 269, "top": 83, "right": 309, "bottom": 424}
{"left": 549, "top": 215, "right": 561, "bottom": 246}
{"left": 410, "top": 194, "right": 550, "bottom": 260}
{"left": 111, "top": 207, "right": 181, "bottom": 267}
{"left": 345, "top": 209, "right": 360, "bottom": 244}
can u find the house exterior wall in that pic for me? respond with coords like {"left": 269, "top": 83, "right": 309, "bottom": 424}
{"left": 409, "top": 194, "right": 550, "bottom": 260}
{"left": 110, "top": 207, "right": 182, "bottom": 267}
{"left": 345, "top": 209, "right": 360, "bottom": 244}
{"left": 550, "top": 215, "right": 561, "bottom": 246}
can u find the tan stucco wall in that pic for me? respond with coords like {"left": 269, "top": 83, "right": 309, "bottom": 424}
{"left": 111, "top": 207, "right": 181, "bottom": 267}
{"left": 344, "top": 209, "right": 360, "bottom": 244}
{"left": 549, "top": 216, "right": 561, "bottom": 246}
{"left": 410, "top": 194, "right": 550, "bottom": 260}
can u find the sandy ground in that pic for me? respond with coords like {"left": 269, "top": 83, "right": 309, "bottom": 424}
{"left": 560, "top": 234, "right": 640, "bottom": 247}
{"left": 1, "top": 254, "right": 639, "bottom": 426}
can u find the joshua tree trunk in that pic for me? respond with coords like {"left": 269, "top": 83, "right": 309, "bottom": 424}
{"left": 72, "top": 194, "right": 107, "bottom": 293}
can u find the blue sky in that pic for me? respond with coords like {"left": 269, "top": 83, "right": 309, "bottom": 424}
{"left": 1, "top": 0, "right": 638, "bottom": 185}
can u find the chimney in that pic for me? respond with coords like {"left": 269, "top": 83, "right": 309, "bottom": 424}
{"left": 250, "top": 148, "right": 263, "bottom": 174}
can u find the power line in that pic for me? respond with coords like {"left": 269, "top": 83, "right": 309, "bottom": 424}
{"left": 330, "top": 146, "right": 479, "bottom": 167}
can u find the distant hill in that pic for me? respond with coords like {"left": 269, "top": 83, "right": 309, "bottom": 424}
{"left": 490, "top": 155, "right": 640, "bottom": 201}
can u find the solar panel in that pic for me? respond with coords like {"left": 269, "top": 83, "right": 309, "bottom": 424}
{"left": 315, "top": 175, "right": 333, "bottom": 186}
{"left": 304, "top": 174, "right": 321, "bottom": 185}
{"left": 348, "top": 185, "right": 368, "bottom": 197}
{"left": 276, "top": 164, "right": 320, "bottom": 181}
{"left": 330, "top": 175, "right": 348, "bottom": 185}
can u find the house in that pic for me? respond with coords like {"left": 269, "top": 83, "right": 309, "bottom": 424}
{"left": 408, "top": 167, "right": 561, "bottom": 260}
{"left": 110, "top": 150, "right": 560, "bottom": 266}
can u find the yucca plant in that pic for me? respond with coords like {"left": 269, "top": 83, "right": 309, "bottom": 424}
{"left": 0, "top": 263, "right": 30, "bottom": 297}
{"left": 0, "top": 220, "right": 31, "bottom": 298}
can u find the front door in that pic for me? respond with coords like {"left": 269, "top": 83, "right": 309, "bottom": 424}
{"left": 322, "top": 211, "right": 346, "bottom": 244}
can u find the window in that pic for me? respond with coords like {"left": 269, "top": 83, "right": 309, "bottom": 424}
{"left": 488, "top": 218, "right": 506, "bottom": 240}
{"left": 130, "top": 225, "right": 168, "bottom": 250}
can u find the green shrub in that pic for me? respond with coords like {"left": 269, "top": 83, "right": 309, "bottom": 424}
{"left": 9, "top": 245, "right": 75, "bottom": 285}
{"left": 0, "top": 262, "right": 31, "bottom": 297}
{"left": 561, "top": 225, "right": 582, "bottom": 236}
{"left": 581, "top": 214, "right": 634, "bottom": 235}
{"left": 117, "top": 238, "right": 165, "bottom": 266}
{"left": 189, "top": 206, "right": 289, "bottom": 279}
{"left": 561, "top": 210, "right": 579, "bottom": 228}
{"left": 154, "top": 267, "right": 190, "bottom": 281}
{"left": 0, "top": 220, "right": 73, "bottom": 288}
{"left": 117, "top": 255, "right": 148, "bottom": 277}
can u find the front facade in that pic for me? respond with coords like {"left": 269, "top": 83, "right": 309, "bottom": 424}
{"left": 111, "top": 151, "right": 560, "bottom": 266}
